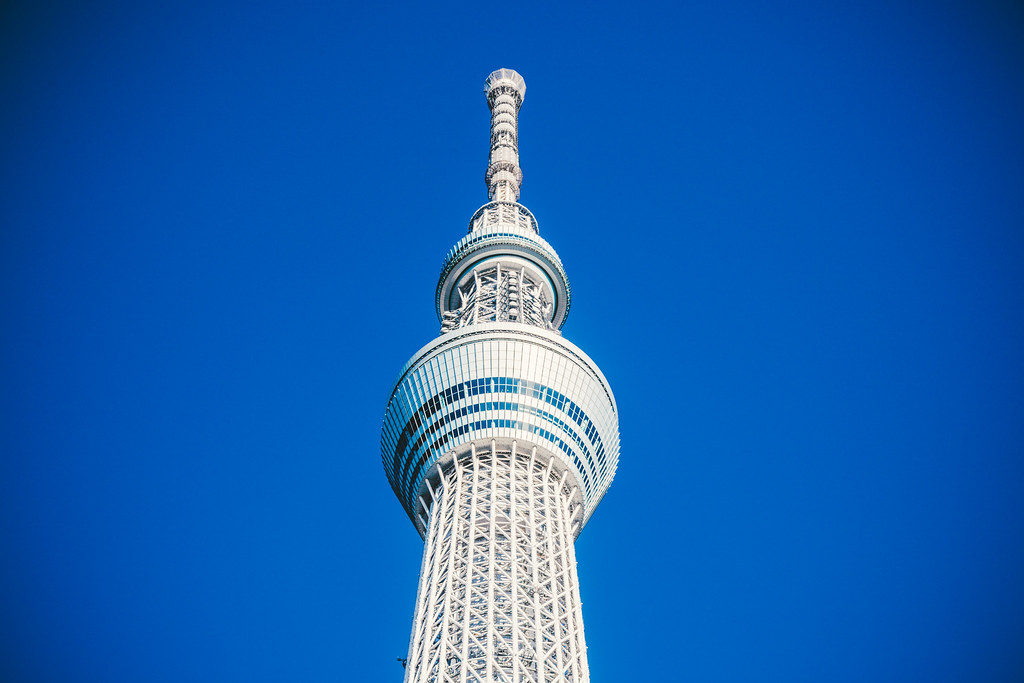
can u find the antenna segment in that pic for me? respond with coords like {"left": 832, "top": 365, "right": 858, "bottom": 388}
{"left": 484, "top": 68, "right": 526, "bottom": 203}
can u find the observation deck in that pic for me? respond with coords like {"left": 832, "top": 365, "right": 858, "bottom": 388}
{"left": 382, "top": 322, "right": 619, "bottom": 538}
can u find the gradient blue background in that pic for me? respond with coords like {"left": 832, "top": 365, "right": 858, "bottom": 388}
{"left": 2, "top": 1, "right": 1022, "bottom": 681}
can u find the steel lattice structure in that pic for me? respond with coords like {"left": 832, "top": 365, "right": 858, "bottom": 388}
{"left": 382, "top": 69, "right": 619, "bottom": 683}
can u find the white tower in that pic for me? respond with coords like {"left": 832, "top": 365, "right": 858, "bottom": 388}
{"left": 382, "top": 69, "right": 620, "bottom": 683}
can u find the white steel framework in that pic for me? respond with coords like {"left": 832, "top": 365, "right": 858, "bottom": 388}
{"left": 382, "top": 69, "right": 619, "bottom": 683}
{"left": 405, "top": 441, "right": 588, "bottom": 683}
{"left": 441, "top": 263, "right": 555, "bottom": 332}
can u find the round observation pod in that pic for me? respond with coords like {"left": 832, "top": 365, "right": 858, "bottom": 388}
{"left": 381, "top": 322, "right": 619, "bottom": 538}
{"left": 435, "top": 222, "right": 571, "bottom": 330}
{"left": 484, "top": 68, "right": 526, "bottom": 103}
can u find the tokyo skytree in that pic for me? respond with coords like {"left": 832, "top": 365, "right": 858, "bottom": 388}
{"left": 381, "top": 69, "right": 620, "bottom": 683}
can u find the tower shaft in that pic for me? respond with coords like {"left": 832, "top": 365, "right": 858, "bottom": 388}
{"left": 404, "top": 442, "right": 588, "bottom": 683}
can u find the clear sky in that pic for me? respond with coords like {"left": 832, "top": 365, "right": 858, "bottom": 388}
{"left": 2, "top": 1, "right": 1022, "bottom": 681}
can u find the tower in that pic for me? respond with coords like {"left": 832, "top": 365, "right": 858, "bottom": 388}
{"left": 381, "top": 69, "right": 620, "bottom": 683}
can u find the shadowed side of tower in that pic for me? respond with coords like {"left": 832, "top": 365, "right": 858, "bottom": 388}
{"left": 382, "top": 69, "right": 620, "bottom": 683}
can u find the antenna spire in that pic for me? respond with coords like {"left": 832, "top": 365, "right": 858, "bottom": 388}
{"left": 484, "top": 68, "right": 526, "bottom": 203}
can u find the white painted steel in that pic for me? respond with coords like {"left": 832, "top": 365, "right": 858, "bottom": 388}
{"left": 383, "top": 69, "right": 618, "bottom": 683}
{"left": 435, "top": 225, "right": 570, "bottom": 331}
{"left": 484, "top": 69, "right": 526, "bottom": 203}
{"left": 402, "top": 442, "right": 589, "bottom": 683}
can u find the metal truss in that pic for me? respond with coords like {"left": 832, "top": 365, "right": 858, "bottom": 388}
{"left": 441, "top": 263, "right": 554, "bottom": 332}
{"left": 403, "top": 441, "right": 589, "bottom": 683}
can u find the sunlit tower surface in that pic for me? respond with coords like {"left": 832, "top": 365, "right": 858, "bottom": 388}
{"left": 381, "top": 69, "right": 620, "bottom": 683}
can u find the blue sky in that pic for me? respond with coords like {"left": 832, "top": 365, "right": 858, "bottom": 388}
{"left": 2, "top": 1, "right": 1022, "bottom": 681}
